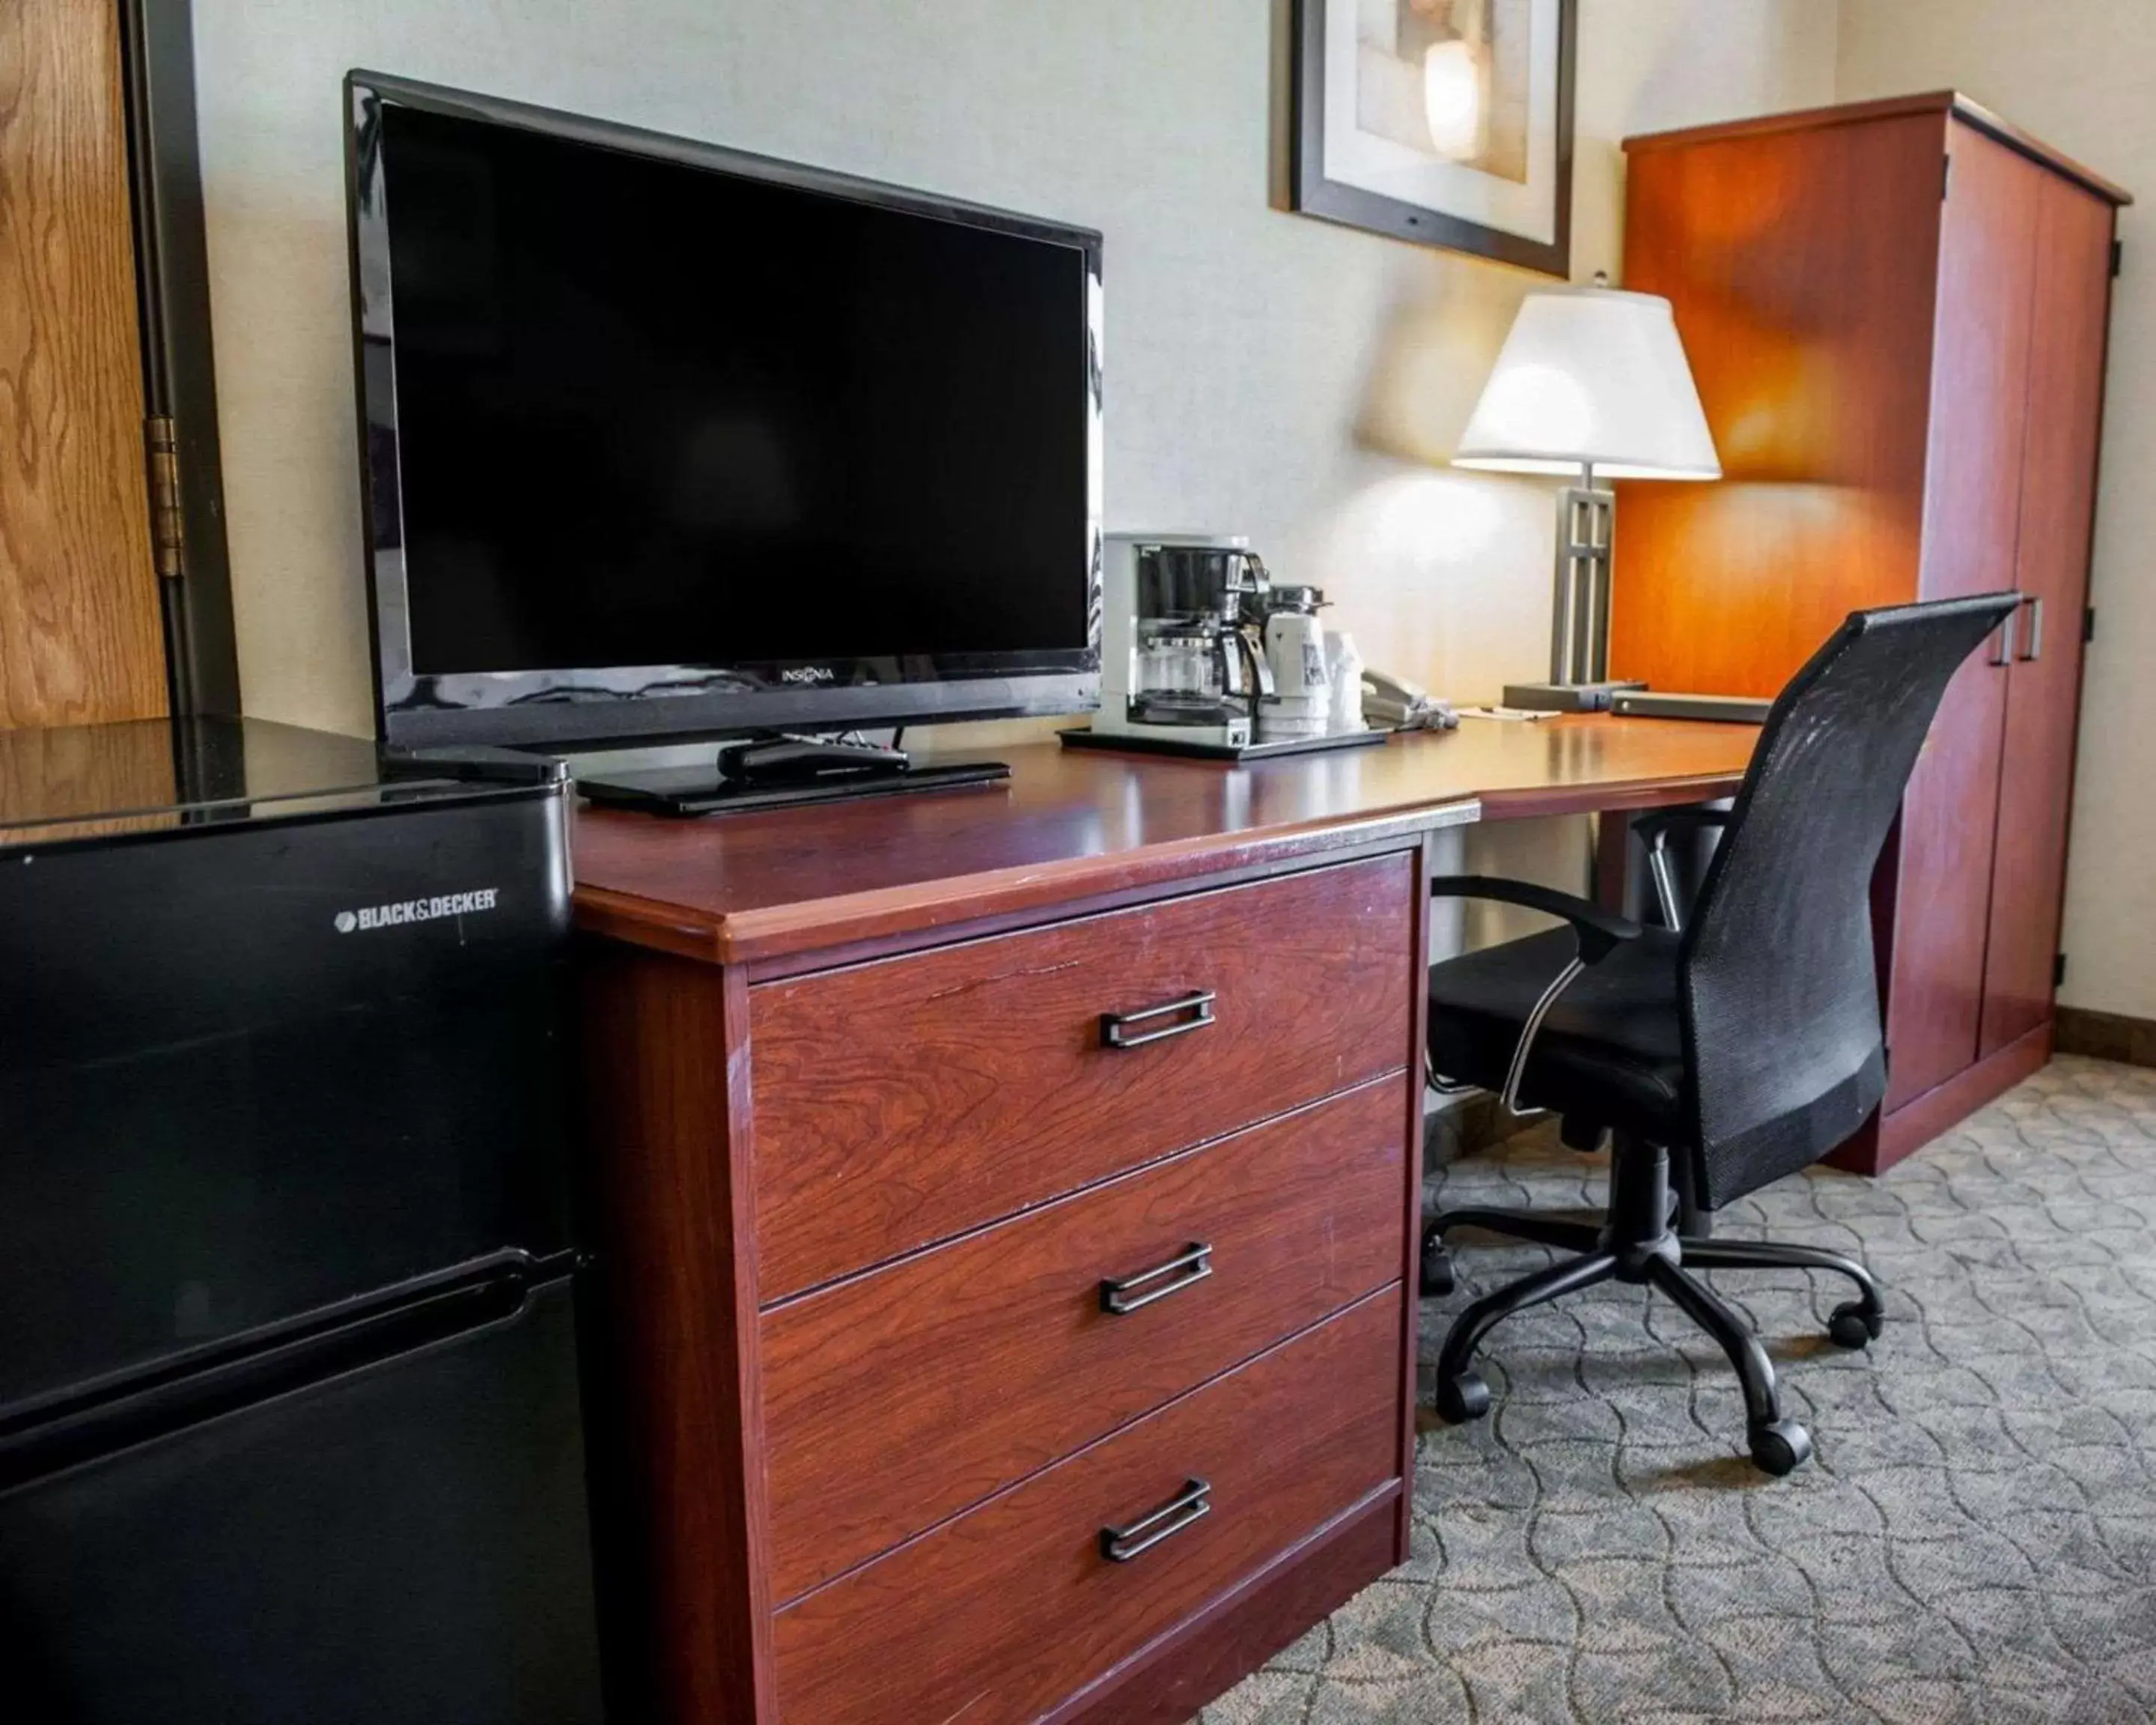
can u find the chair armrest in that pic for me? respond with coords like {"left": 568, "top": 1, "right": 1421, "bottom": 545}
{"left": 1429, "top": 876, "right": 1642, "bottom": 965}
{"left": 1629, "top": 808, "right": 1730, "bottom": 934}
{"left": 1631, "top": 806, "right": 1731, "bottom": 850}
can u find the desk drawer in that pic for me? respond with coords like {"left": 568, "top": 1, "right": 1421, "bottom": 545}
{"left": 770, "top": 1290, "right": 1400, "bottom": 1725}
{"left": 749, "top": 853, "right": 1416, "bottom": 1300}
{"left": 761, "top": 1077, "right": 1405, "bottom": 1602}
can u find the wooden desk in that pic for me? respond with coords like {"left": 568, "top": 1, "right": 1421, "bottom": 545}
{"left": 571, "top": 716, "right": 1757, "bottom": 1725}
{"left": 576, "top": 717, "right": 1758, "bottom": 970}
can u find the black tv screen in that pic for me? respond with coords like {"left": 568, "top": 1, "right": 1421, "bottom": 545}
{"left": 347, "top": 75, "right": 1101, "bottom": 749}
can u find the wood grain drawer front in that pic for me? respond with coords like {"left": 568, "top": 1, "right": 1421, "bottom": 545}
{"left": 749, "top": 852, "right": 1416, "bottom": 1301}
{"left": 761, "top": 1077, "right": 1406, "bottom": 1603}
{"left": 771, "top": 1291, "right": 1401, "bottom": 1725}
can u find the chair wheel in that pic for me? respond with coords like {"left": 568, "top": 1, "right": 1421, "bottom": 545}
{"left": 1828, "top": 1302, "right": 1882, "bottom": 1349}
{"left": 1419, "top": 1234, "right": 1456, "bottom": 1297}
{"left": 1435, "top": 1370, "right": 1490, "bottom": 1425}
{"left": 1750, "top": 1418, "right": 1813, "bottom": 1476}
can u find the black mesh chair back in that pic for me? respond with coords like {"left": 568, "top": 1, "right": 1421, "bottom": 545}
{"left": 1678, "top": 592, "right": 2021, "bottom": 1205}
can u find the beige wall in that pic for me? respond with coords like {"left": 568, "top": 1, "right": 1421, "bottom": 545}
{"left": 1838, "top": 1, "right": 2152, "bottom": 1021}
{"left": 190, "top": 0, "right": 1831, "bottom": 931}
{"left": 193, "top": 0, "right": 1832, "bottom": 736}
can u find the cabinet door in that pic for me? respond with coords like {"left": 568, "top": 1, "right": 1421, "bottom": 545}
{"left": 1885, "top": 125, "right": 2042, "bottom": 1111}
{"left": 1979, "top": 177, "right": 2116, "bottom": 1057}
{"left": 0, "top": 0, "right": 167, "bottom": 726}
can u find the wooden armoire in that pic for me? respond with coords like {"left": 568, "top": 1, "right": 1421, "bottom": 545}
{"left": 1612, "top": 94, "right": 2129, "bottom": 1171}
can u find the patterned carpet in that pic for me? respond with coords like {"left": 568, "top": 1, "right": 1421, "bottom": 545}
{"left": 1201, "top": 1057, "right": 2156, "bottom": 1724}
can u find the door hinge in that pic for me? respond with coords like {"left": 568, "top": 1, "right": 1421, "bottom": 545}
{"left": 2113, "top": 237, "right": 2125, "bottom": 278}
{"left": 1943, "top": 154, "right": 1953, "bottom": 201}
{"left": 2054, "top": 953, "right": 2068, "bottom": 989}
{"left": 2085, "top": 605, "right": 2098, "bottom": 644}
{"left": 144, "top": 415, "right": 186, "bottom": 580}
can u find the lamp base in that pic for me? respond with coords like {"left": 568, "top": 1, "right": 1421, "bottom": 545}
{"left": 1501, "top": 679, "right": 1648, "bottom": 714}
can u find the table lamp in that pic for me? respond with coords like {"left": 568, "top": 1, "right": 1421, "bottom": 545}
{"left": 1454, "top": 283, "right": 1720, "bottom": 711}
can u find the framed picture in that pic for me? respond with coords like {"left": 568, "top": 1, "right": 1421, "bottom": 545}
{"left": 1291, "top": 0, "right": 1577, "bottom": 276}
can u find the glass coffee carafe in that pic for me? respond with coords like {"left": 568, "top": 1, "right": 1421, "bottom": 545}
{"left": 1132, "top": 628, "right": 1240, "bottom": 725}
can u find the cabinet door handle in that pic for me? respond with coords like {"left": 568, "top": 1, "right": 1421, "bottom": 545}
{"left": 1100, "top": 990, "right": 1216, "bottom": 1050}
{"left": 2019, "top": 594, "right": 2044, "bottom": 662}
{"left": 1988, "top": 605, "right": 2019, "bottom": 666}
{"left": 1100, "top": 1478, "right": 1211, "bottom": 1563}
{"left": 1100, "top": 1242, "right": 1213, "bottom": 1315}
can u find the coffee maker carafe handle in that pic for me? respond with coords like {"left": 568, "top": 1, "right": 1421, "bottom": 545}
{"left": 1218, "top": 634, "right": 1246, "bottom": 699}
{"left": 1235, "top": 630, "right": 1274, "bottom": 717}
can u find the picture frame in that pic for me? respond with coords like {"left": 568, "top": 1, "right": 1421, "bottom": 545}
{"left": 1291, "top": 0, "right": 1577, "bottom": 277}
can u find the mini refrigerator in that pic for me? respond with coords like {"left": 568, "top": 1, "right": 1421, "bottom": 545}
{"left": 0, "top": 717, "right": 606, "bottom": 1724}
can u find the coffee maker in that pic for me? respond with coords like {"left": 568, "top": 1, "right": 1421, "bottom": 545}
{"left": 1090, "top": 535, "right": 1274, "bottom": 749}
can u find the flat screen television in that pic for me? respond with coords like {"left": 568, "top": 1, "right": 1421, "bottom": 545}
{"left": 344, "top": 73, "right": 1102, "bottom": 752}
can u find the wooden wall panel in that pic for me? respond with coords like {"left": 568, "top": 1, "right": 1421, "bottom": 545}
{"left": 1612, "top": 113, "right": 1946, "bottom": 696}
{"left": 0, "top": 0, "right": 167, "bottom": 727}
{"left": 1980, "top": 176, "right": 2117, "bottom": 1057}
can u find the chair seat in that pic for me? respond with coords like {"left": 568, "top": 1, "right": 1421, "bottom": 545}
{"left": 1428, "top": 925, "right": 1687, "bottom": 1143}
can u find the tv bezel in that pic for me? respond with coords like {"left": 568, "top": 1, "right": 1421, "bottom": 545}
{"left": 343, "top": 71, "right": 1103, "bottom": 752}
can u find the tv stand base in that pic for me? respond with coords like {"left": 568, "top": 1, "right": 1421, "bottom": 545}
{"left": 715, "top": 735, "right": 909, "bottom": 781}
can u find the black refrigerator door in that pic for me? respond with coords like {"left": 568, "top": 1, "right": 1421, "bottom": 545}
{"left": 0, "top": 788, "right": 575, "bottom": 1414}
{"left": 0, "top": 1273, "right": 603, "bottom": 1725}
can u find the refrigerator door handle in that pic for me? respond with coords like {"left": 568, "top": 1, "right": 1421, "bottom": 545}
{"left": 0, "top": 1262, "right": 546, "bottom": 1492}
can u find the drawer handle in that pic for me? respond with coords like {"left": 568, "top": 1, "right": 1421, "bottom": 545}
{"left": 1100, "top": 1242, "right": 1213, "bottom": 1315}
{"left": 1100, "top": 990, "right": 1216, "bottom": 1050}
{"left": 1100, "top": 1477, "right": 1211, "bottom": 1563}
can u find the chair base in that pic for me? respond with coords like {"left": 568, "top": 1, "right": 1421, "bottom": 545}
{"left": 1420, "top": 1136, "right": 1883, "bottom": 1476}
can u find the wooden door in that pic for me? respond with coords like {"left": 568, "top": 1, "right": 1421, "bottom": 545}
{"left": 1884, "top": 124, "right": 2044, "bottom": 1112}
{"left": 1978, "top": 177, "right": 2116, "bottom": 1056}
{"left": 0, "top": 0, "right": 168, "bottom": 728}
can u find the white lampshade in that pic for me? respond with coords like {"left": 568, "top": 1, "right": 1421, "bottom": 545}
{"left": 1454, "top": 286, "right": 1721, "bottom": 481}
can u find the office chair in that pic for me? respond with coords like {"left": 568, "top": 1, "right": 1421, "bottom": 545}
{"left": 1419, "top": 592, "right": 2020, "bottom": 1474}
